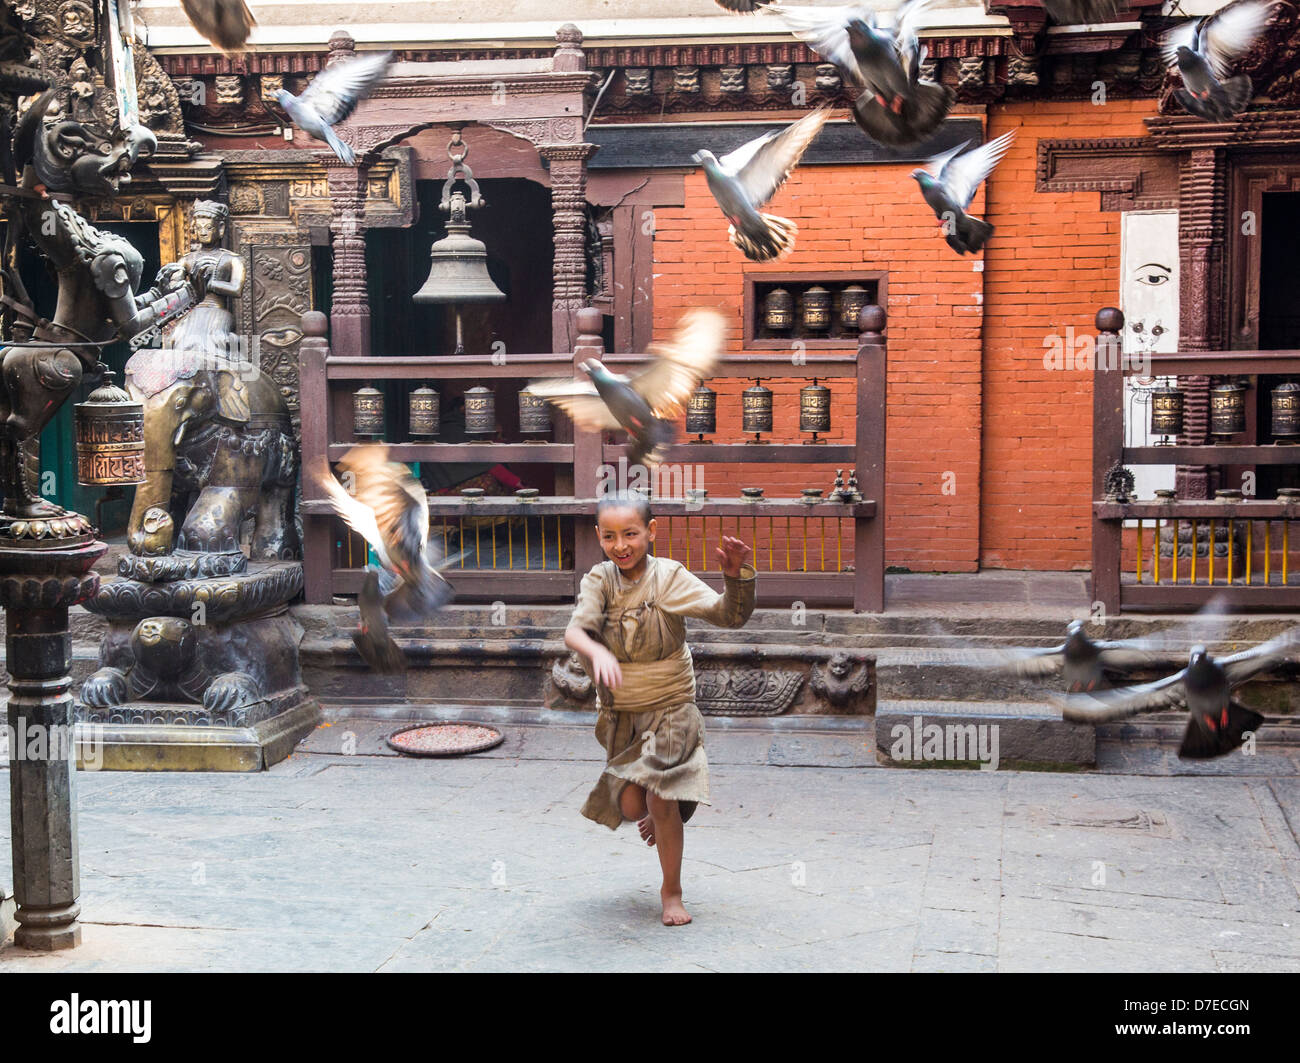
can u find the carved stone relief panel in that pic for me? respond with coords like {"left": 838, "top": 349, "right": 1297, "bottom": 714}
{"left": 248, "top": 244, "right": 314, "bottom": 432}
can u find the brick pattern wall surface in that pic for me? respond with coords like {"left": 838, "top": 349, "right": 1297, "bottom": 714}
{"left": 980, "top": 99, "right": 1155, "bottom": 570}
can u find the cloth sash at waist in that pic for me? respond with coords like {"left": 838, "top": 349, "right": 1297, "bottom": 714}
{"left": 600, "top": 642, "right": 696, "bottom": 713}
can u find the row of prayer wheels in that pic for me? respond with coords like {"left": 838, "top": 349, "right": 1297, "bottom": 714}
{"left": 353, "top": 378, "right": 837, "bottom": 442}
{"left": 692, "top": 378, "right": 833, "bottom": 443}
{"left": 352, "top": 384, "right": 554, "bottom": 439}
{"left": 1150, "top": 380, "right": 1300, "bottom": 443}
{"left": 763, "top": 284, "right": 872, "bottom": 335}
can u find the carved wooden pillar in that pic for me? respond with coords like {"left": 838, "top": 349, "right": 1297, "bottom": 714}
{"left": 541, "top": 143, "right": 598, "bottom": 354}
{"left": 1176, "top": 147, "right": 1227, "bottom": 500}
{"left": 323, "top": 158, "right": 372, "bottom": 357}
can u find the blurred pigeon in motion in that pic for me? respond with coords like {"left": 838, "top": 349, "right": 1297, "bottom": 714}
{"left": 1041, "top": 0, "right": 1118, "bottom": 25}
{"left": 980, "top": 619, "right": 1175, "bottom": 694}
{"left": 1162, "top": 0, "right": 1272, "bottom": 122}
{"left": 1056, "top": 629, "right": 1298, "bottom": 759}
{"left": 912, "top": 131, "right": 1014, "bottom": 254}
{"left": 318, "top": 445, "right": 455, "bottom": 673}
{"left": 527, "top": 309, "right": 725, "bottom": 470}
{"left": 691, "top": 107, "right": 831, "bottom": 261}
{"left": 180, "top": 0, "right": 257, "bottom": 55}
{"left": 275, "top": 50, "right": 393, "bottom": 165}
{"left": 714, "top": 0, "right": 776, "bottom": 9}
{"left": 769, "top": 0, "right": 953, "bottom": 148}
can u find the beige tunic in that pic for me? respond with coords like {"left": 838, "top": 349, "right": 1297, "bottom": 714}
{"left": 568, "top": 554, "right": 757, "bottom": 829}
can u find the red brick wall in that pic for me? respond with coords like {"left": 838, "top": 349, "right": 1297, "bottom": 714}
{"left": 651, "top": 98, "right": 1159, "bottom": 573}
{"left": 981, "top": 98, "right": 1154, "bottom": 570}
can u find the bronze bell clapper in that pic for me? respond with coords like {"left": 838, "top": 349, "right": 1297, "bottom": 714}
{"left": 1210, "top": 380, "right": 1247, "bottom": 440}
{"left": 413, "top": 128, "right": 507, "bottom": 356}
{"left": 742, "top": 378, "right": 773, "bottom": 444}
{"left": 464, "top": 385, "right": 496, "bottom": 440}
{"left": 1150, "top": 384, "right": 1184, "bottom": 445}
{"left": 686, "top": 383, "right": 717, "bottom": 443}
{"left": 74, "top": 368, "right": 146, "bottom": 486}
{"left": 353, "top": 383, "right": 385, "bottom": 439}
{"left": 518, "top": 387, "right": 551, "bottom": 439}
{"left": 1271, "top": 381, "right": 1300, "bottom": 443}
{"left": 800, "top": 378, "right": 831, "bottom": 443}
{"left": 409, "top": 385, "right": 440, "bottom": 439}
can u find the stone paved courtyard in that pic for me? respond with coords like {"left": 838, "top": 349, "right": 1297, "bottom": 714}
{"left": 2, "top": 712, "right": 1298, "bottom": 972}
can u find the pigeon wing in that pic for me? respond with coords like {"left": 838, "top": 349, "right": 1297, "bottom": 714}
{"left": 891, "top": 0, "right": 934, "bottom": 64}
{"left": 1221, "top": 627, "right": 1298, "bottom": 686}
{"left": 300, "top": 51, "right": 394, "bottom": 126}
{"left": 629, "top": 309, "right": 726, "bottom": 420}
{"left": 768, "top": 4, "right": 870, "bottom": 82}
{"left": 1054, "top": 668, "right": 1188, "bottom": 723}
{"left": 526, "top": 377, "right": 623, "bottom": 430}
{"left": 319, "top": 458, "right": 392, "bottom": 569}
{"left": 979, "top": 644, "right": 1066, "bottom": 679}
{"left": 726, "top": 106, "right": 832, "bottom": 210}
{"left": 715, "top": 0, "right": 774, "bottom": 9}
{"left": 179, "top": 0, "right": 256, "bottom": 55}
{"left": 333, "top": 444, "right": 429, "bottom": 561}
{"left": 940, "top": 130, "right": 1014, "bottom": 210}
{"left": 1160, "top": 19, "right": 1202, "bottom": 70}
{"left": 1200, "top": 0, "right": 1272, "bottom": 80}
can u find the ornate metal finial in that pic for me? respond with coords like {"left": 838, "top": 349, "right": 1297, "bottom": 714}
{"left": 1103, "top": 461, "right": 1136, "bottom": 504}
{"left": 440, "top": 127, "right": 485, "bottom": 212}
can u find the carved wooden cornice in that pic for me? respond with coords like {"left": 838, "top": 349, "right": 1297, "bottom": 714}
{"left": 1037, "top": 135, "right": 1179, "bottom": 209}
{"left": 1146, "top": 109, "right": 1300, "bottom": 151}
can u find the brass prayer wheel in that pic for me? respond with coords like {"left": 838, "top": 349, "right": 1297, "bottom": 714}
{"left": 409, "top": 385, "right": 440, "bottom": 438}
{"left": 1209, "top": 381, "right": 1246, "bottom": 439}
{"left": 742, "top": 379, "right": 773, "bottom": 442}
{"left": 464, "top": 385, "right": 496, "bottom": 437}
{"left": 1271, "top": 381, "right": 1300, "bottom": 442}
{"left": 839, "top": 285, "right": 869, "bottom": 331}
{"left": 518, "top": 387, "right": 551, "bottom": 436}
{"left": 800, "top": 378, "right": 831, "bottom": 441}
{"left": 1150, "top": 385, "right": 1184, "bottom": 443}
{"left": 686, "top": 383, "right": 716, "bottom": 441}
{"left": 74, "top": 370, "right": 145, "bottom": 486}
{"left": 764, "top": 288, "right": 793, "bottom": 332}
{"left": 353, "top": 384, "right": 385, "bottom": 439}
{"left": 800, "top": 286, "right": 832, "bottom": 332}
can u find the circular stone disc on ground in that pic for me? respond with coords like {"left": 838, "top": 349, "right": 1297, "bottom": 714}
{"left": 386, "top": 723, "right": 505, "bottom": 757}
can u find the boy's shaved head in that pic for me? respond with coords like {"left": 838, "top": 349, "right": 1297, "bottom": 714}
{"left": 595, "top": 491, "right": 652, "bottom": 527}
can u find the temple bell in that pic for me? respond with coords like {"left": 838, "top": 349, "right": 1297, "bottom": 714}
{"left": 413, "top": 128, "right": 506, "bottom": 356}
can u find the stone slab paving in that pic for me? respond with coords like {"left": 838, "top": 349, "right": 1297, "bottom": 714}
{"left": 1, "top": 715, "right": 1298, "bottom": 972}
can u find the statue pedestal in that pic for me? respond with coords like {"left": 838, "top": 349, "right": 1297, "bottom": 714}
{"left": 77, "top": 560, "right": 319, "bottom": 771}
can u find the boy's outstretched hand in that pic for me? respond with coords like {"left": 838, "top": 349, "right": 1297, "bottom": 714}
{"left": 715, "top": 535, "right": 752, "bottom": 579}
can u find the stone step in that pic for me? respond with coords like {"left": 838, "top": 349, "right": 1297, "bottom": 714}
{"left": 874, "top": 698, "right": 1096, "bottom": 769}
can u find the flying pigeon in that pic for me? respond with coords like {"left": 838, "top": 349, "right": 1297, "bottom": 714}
{"left": 691, "top": 107, "right": 831, "bottom": 261}
{"left": 527, "top": 309, "right": 726, "bottom": 470}
{"left": 980, "top": 619, "right": 1176, "bottom": 693}
{"left": 274, "top": 50, "right": 393, "bottom": 166}
{"left": 179, "top": 0, "right": 257, "bottom": 55}
{"left": 912, "top": 130, "right": 1014, "bottom": 255}
{"left": 769, "top": 0, "right": 953, "bottom": 148}
{"left": 1041, "top": 0, "right": 1119, "bottom": 25}
{"left": 1162, "top": 0, "right": 1272, "bottom": 122}
{"left": 1056, "top": 629, "right": 1297, "bottom": 759}
{"left": 714, "top": 0, "right": 775, "bottom": 9}
{"left": 318, "top": 445, "right": 455, "bottom": 673}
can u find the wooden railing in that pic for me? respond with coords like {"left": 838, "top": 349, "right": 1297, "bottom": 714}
{"left": 298, "top": 305, "right": 887, "bottom": 611}
{"left": 1092, "top": 306, "right": 1300, "bottom": 612}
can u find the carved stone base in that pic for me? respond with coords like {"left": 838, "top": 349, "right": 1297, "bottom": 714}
{"left": 75, "top": 698, "right": 321, "bottom": 772}
{"left": 77, "top": 561, "right": 315, "bottom": 770}
{"left": 118, "top": 549, "right": 247, "bottom": 582}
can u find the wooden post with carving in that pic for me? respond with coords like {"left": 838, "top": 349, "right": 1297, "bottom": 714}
{"left": 572, "top": 307, "right": 606, "bottom": 590}
{"left": 299, "top": 311, "right": 333, "bottom": 604}
{"left": 855, "top": 305, "right": 887, "bottom": 613}
{"left": 1093, "top": 307, "right": 1125, "bottom": 616}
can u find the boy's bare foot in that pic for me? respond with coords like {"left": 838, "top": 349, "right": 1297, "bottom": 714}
{"left": 637, "top": 815, "right": 656, "bottom": 846}
{"left": 661, "top": 890, "right": 692, "bottom": 926}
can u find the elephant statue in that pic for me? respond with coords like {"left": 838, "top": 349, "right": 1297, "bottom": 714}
{"left": 124, "top": 361, "right": 300, "bottom": 561}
